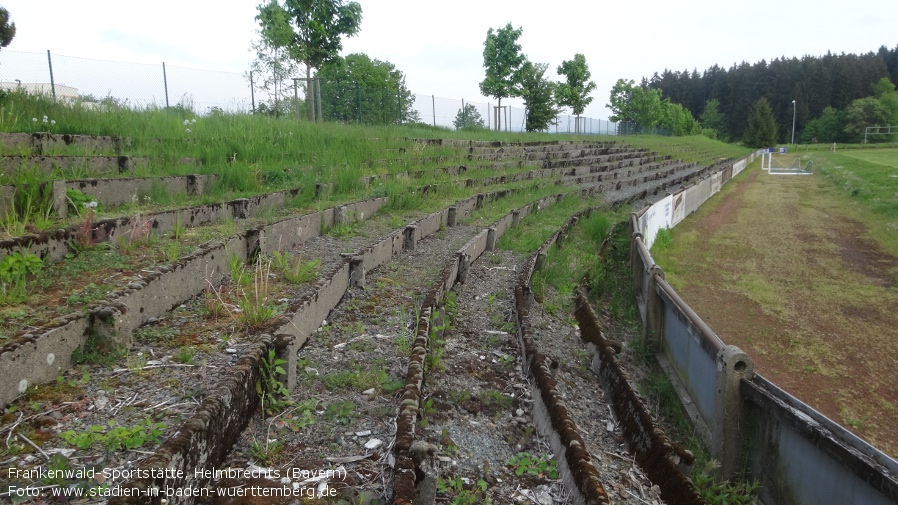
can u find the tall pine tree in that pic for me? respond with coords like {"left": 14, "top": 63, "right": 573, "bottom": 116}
{"left": 744, "top": 98, "right": 778, "bottom": 147}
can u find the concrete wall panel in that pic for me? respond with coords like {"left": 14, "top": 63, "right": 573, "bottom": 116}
{"left": 0, "top": 316, "right": 90, "bottom": 407}
{"left": 261, "top": 212, "right": 323, "bottom": 254}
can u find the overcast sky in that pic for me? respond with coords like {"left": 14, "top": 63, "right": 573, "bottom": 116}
{"left": 2, "top": 0, "right": 895, "bottom": 120}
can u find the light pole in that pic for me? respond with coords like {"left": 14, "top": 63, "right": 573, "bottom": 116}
{"left": 791, "top": 100, "right": 796, "bottom": 144}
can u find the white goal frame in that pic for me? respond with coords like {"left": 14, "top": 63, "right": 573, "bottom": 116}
{"left": 864, "top": 125, "right": 897, "bottom": 144}
{"left": 760, "top": 149, "right": 813, "bottom": 175}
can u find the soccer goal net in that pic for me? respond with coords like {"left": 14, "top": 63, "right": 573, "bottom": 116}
{"left": 760, "top": 149, "right": 813, "bottom": 175}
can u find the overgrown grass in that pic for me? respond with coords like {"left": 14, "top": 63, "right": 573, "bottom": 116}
{"left": 619, "top": 135, "right": 753, "bottom": 164}
{"left": 811, "top": 149, "right": 898, "bottom": 255}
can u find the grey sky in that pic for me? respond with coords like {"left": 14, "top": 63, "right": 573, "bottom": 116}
{"left": 3, "top": 0, "right": 895, "bottom": 120}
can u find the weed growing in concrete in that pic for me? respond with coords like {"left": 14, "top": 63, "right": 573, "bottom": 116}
{"left": 227, "top": 252, "right": 250, "bottom": 286}
{"left": 257, "top": 348, "right": 290, "bottom": 416}
{"left": 170, "top": 216, "right": 186, "bottom": 240}
{"left": 0, "top": 251, "right": 44, "bottom": 303}
{"left": 59, "top": 417, "right": 166, "bottom": 451}
{"left": 238, "top": 259, "right": 277, "bottom": 328}
{"left": 324, "top": 400, "right": 355, "bottom": 424}
{"left": 693, "top": 460, "right": 760, "bottom": 505}
{"left": 506, "top": 452, "right": 558, "bottom": 479}
{"left": 437, "top": 475, "right": 491, "bottom": 505}
{"left": 271, "top": 251, "right": 319, "bottom": 285}
{"left": 175, "top": 346, "right": 195, "bottom": 364}
{"left": 248, "top": 438, "right": 284, "bottom": 466}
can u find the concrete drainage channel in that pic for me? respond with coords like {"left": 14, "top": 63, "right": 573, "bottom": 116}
{"left": 0, "top": 138, "right": 735, "bottom": 504}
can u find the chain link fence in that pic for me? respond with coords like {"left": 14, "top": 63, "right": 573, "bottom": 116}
{"left": 0, "top": 50, "right": 635, "bottom": 134}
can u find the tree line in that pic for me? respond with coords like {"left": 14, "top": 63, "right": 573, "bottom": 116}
{"left": 644, "top": 47, "right": 898, "bottom": 144}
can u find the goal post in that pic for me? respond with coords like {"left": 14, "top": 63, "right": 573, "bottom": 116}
{"left": 759, "top": 147, "right": 813, "bottom": 175}
{"left": 864, "top": 125, "right": 897, "bottom": 144}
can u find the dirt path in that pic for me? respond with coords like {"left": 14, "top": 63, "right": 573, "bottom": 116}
{"left": 658, "top": 165, "right": 898, "bottom": 457}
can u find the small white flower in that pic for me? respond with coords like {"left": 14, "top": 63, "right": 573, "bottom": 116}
{"left": 32, "top": 117, "right": 37, "bottom": 122}
{"left": 50, "top": 120, "right": 56, "bottom": 125}
{"left": 185, "top": 128, "right": 191, "bottom": 133}
{"left": 183, "top": 119, "right": 190, "bottom": 125}
{"left": 43, "top": 117, "right": 49, "bottom": 123}
{"left": 191, "top": 119, "right": 196, "bottom": 124}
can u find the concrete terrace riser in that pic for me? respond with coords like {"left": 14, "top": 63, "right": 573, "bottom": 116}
{"left": 0, "top": 196, "right": 390, "bottom": 408}
{"left": 0, "top": 132, "right": 128, "bottom": 156}
{"left": 109, "top": 189, "right": 531, "bottom": 503}
{"left": 109, "top": 147, "right": 713, "bottom": 503}
{"left": 392, "top": 189, "right": 601, "bottom": 504}
{"left": 0, "top": 175, "right": 219, "bottom": 220}
{"left": 0, "top": 156, "right": 149, "bottom": 177}
{"left": 1, "top": 138, "right": 716, "bottom": 503}
{"left": 0, "top": 189, "right": 298, "bottom": 264}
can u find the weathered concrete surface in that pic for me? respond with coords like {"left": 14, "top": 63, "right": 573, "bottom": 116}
{"left": 109, "top": 336, "right": 279, "bottom": 505}
{"left": 0, "top": 155, "right": 149, "bottom": 177}
{"left": 110, "top": 193, "right": 518, "bottom": 504}
{"left": 52, "top": 175, "right": 218, "bottom": 218}
{"left": 0, "top": 189, "right": 299, "bottom": 264}
{"left": 0, "top": 314, "right": 91, "bottom": 407}
{"left": 0, "top": 132, "right": 126, "bottom": 156}
{"left": 575, "top": 292, "right": 706, "bottom": 505}
{"left": 742, "top": 375, "right": 898, "bottom": 505}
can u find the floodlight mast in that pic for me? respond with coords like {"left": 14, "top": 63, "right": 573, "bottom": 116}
{"left": 791, "top": 100, "right": 796, "bottom": 144}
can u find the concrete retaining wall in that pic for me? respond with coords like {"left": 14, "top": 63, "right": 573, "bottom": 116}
{"left": 630, "top": 153, "right": 898, "bottom": 504}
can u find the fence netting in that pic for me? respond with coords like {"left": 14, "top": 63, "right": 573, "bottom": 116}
{"left": 0, "top": 50, "right": 643, "bottom": 134}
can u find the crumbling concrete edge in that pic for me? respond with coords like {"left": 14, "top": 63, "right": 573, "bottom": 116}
{"left": 0, "top": 196, "right": 388, "bottom": 408}
{"left": 511, "top": 208, "right": 611, "bottom": 505}
{"left": 107, "top": 189, "right": 521, "bottom": 505}
{"left": 0, "top": 188, "right": 302, "bottom": 264}
{"left": 392, "top": 188, "right": 599, "bottom": 504}
{"left": 574, "top": 290, "right": 707, "bottom": 505}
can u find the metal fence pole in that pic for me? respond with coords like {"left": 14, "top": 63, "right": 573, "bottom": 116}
{"left": 461, "top": 99, "right": 465, "bottom": 129}
{"left": 316, "top": 77, "right": 322, "bottom": 122}
{"left": 294, "top": 79, "right": 300, "bottom": 120}
{"left": 162, "top": 62, "right": 170, "bottom": 108}
{"left": 249, "top": 71, "right": 256, "bottom": 113}
{"left": 46, "top": 50, "right": 56, "bottom": 101}
{"left": 432, "top": 95, "right": 436, "bottom": 128}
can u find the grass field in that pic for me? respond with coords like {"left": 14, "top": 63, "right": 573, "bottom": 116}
{"left": 652, "top": 150, "right": 898, "bottom": 457}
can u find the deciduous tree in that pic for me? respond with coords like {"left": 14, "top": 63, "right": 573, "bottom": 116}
{"left": 843, "top": 96, "right": 891, "bottom": 142}
{"left": 250, "top": 1, "right": 301, "bottom": 116}
{"left": 516, "top": 60, "right": 560, "bottom": 132}
{"left": 0, "top": 7, "right": 14, "bottom": 50}
{"left": 556, "top": 53, "right": 596, "bottom": 134}
{"left": 607, "top": 78, "right": 663, "bottom": 133}
{"left": 316, "top": 53, "right": 419, "bottom": 125}
{"left": 799, "top": 106, "right": 844, "bottom": 143}
{"left": 257, "top": 0, "right": 362, "bottom": 120}
{"left": 453, "top": 103, "right": 485, "bottom": 130}
{"left": 479, "top": 23, "right": 525, "bottom": 131}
